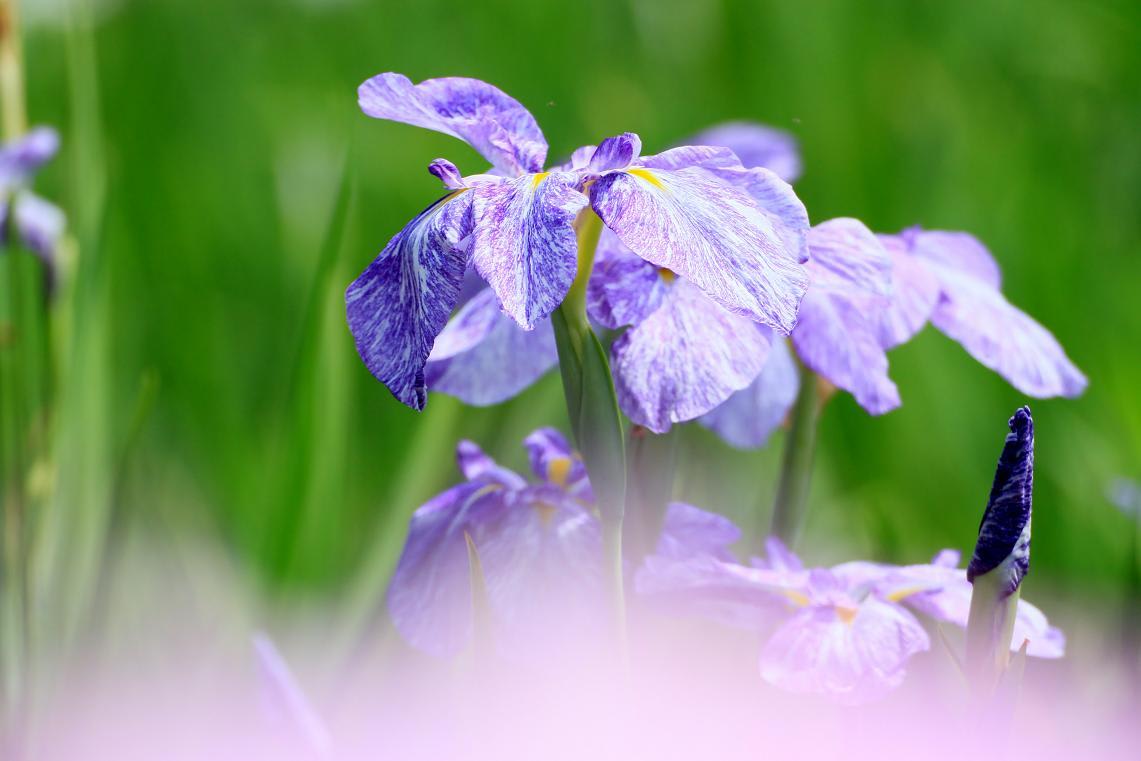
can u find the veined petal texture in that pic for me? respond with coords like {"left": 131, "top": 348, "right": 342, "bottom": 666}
{"left": 345, "top": 191, "right": 472, "bottom": 410}
{"left": 699, "top": 336, "right": 799, "bottom": 450}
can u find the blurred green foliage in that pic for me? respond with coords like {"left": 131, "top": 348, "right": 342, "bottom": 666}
{"left": 20, "top": 0, "right": 1141, "bottom": 613}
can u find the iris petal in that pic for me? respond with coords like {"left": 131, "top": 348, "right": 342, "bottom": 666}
{"left": 699, "top": 336, "right": 799, "bottom": 450}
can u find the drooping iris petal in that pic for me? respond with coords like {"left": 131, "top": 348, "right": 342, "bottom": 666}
{"left": 905, "top": 227, "right": 1002, "bottom": 288}
{"left": 707, "top": 165, "right": 810, "bottom": 266}
{"left": 425, "top": 288, "right": 558, "bottom": 406}
{"left": 789, "top": 218, "right": 900, "bottom": 414}
{"left": 471, "top": 171, "right": 587, "bottom": 329}
{"left": 611, "top": 280, "right": 773, "bottom": 433}
{"left": 699, "top": 336, "right": 799, "bottom": 450}
{"left": 357, "top": 73, "right": 547, "bottom": 176}
{"left": 877, "top": 236, "right": 941, "bottom": 349}
{"left": 759, "top": 597, "right": 930, "bottom": 705}
{"left": 588, "top": 132, "right": 641, "bottom": 172}
{"left": 590, "top": 164, "right": 809, "bottom": 332}
{"left": 968, "top": 406, "right": 1034, "bottom": 597}
{"left": 585, "top": 229, "right": 670, "bottom": 330}
{"left": 690, "top": 121, "right": 803, "bottom": 183}
{"left": 345, "top": 191, "right": 472, "bottom": 410}
{"left": 0, "top": 126, "right": 59, "bottom": 187}
{"left": 454, "top": 439, "right": 527, "bottom": 490}
{"left": 387, "top": 481, "right": 507, "bottom": 657}
{"left": 654, "top": 501, "right": 742, "bottom": 561}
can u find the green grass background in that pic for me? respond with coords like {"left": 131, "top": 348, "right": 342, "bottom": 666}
{"left": 20, "top": 0, "right": 1140, "bottom": 616}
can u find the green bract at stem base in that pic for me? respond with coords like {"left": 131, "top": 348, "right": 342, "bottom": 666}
{"left": 551, "top": 208, "right": 628, "bottom": 658}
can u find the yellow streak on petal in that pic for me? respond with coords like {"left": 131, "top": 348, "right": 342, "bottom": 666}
{"left": 533, "top": 501, "right": 557, "bottom": 525}
{"left": 782, "top": 590, "right": 811, "bottom": 607}
{"left": 546, "top": 456, "right": 573, "bottom": 488}
{"left": 530, "top": 171, "right": 550, "bottom": 190}
{"left": 625, "top": 167, "right": 664, "bottom": 189}
{"left": 885, "top": 585, "right": 928, "bottom": 603}
{"left": 836, "top": 604, "right": 859, "bottom": 625}
{"left": 658, "top": 268, "right": 677, "bottom": 283}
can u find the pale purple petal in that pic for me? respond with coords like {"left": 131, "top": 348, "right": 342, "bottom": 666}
{"left": 1010, "top": 599, "right": 1066, "bottom": 658}
{"left": 927, "top": 262, "right": 1088, "bottom": 397}
{"left": 611, "top": 280, "right": 773, "bottom": 433}
{"left": 358, "top": 73, "right": 547, "bottom": 175}
{"left": 590, "top": 165, "right": 809, "bottom": 332}
{"left": 708, "top": 165, "right": 810, "bottom": 266}
{"left": 690, "top": 121, "right": 802, "bottom": 183}
{"left": 471, "top": 172, "right": 587, "bottom": 328}
{"left": 345, "top": 191, "right": 472, "bottom": 410}
{"left": 387, "top": 481, "right": 507, "bottom": 657}
{"left": 877, "top": 239, "right": 940, "bottom": 349}
{"left": 585, "top": 229, "right": 670, "bottom": 329}
{"left": 699, "top": 336, "right": 798, "bottom": 449}
{"left": 638, "top": 145, "right": 740, "bottom": 172}
{"left": 654, "top": 502, "right": 742, "bottom": 561}
{"left": 806, "top": 218, "right": 891, "bottom": 296}
{"left": 588, "top": 132, "right": 641, "bottom": 172}
{"left": 428, "top": 158, "right": 465, "bottom": 189}
{"left": 9, "top": 192, "right": 65, "bottom": 265}
{"left": 252, "top": 634, "right": 332, "bottom": 756}
{"left": 759, "top": 598, "right": 930, "bottom": 704}
{"left": 0, "top": 126, "right": 59, "bottom": 187}
{"left": 760, "top": 536, "right": 804, "bottom": 573}
{"left": 425, "top": 288, "right": 558, "bottom": 406}
{"left": 904, "top": 227, "right": 1002, "bottom": 288}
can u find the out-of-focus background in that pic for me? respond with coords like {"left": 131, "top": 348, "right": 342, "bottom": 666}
{"left": 15, "top": 0, "right": 1140, "bottom": 638}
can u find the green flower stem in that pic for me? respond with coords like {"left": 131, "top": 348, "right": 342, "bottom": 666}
{"left": 552, "top": 208, "right": 628, "bottom": 655}
{"left": 965, "top": 570, "right": 1020, "bottom": 697}
{"left": 769, "top": 363, "right": 824, "bottom": 548}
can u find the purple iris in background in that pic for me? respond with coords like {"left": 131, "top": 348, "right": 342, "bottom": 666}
{"left": 387, "top": 427, "right": 601, "bottom": 658}
{"left": 0, "top": 126, "right": 65, "bottom": 274}
{"left": 637, "top": 503, "right": 1063, "bottom": 704}
{"left": 879, "top": 227, "right": 1087, "bottom": 399}
{"left": 345, "top": 74, "right": 810, "bottom": 409}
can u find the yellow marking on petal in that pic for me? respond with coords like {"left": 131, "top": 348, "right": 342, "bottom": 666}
{"left": 885, "top": 585, "right": 929, "bottom": 603}
{"left": 470, "top": 483, "right": 503, "bottom": 501}
{"left": 533, "top": 501, "right": 557, "bottom": 525}
{"left": 836, "top": 604, "right": 859, "bottom": 625}
{"left": 546, "top": 456, "right": 573, "bottom": 488}
{"left": 626, "top": 167, "right": 664, "bottom": 189}
{"left": 657, "top": 268, "right": 677, "bottom": 283}
{"left": 782, "top": 590, "right": 811, "bottom": 607}
{"left": 530, "top": 171, "right": 550, "bottom": 190}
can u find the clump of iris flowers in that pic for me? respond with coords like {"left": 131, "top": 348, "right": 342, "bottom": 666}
{"left": 0, "top": 126, "right": 65, "bottom": 282}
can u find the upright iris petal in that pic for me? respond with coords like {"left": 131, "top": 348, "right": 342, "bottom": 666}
{"left": 968, "top": 406, "right": 1034, "bottom": 597}
{"left": 689, "top": 120, "right": 802, "bottom": 183}
{"left": 345, "top": 191, "right": 472, "bottom": 409}
{"left": 358, "top": 73, "right": 547, "bottom": 176}
{"left": 879, "top": 227, "right": 1087, "bottom": 398}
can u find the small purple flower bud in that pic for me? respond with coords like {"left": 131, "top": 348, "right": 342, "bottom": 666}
{"left": 588, "top": 132, "right": 642, "bottom": 172}
{"left": 428, "top": 158, "right": 465, "bottom": 189}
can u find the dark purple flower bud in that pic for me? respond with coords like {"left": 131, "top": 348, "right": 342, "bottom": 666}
{"left": 968, "top": 406, "right": 1034, "bottom": 598}
{"left": 428, "top": 158, "right": 465, "bottom": 189}
{"left": 588, "top": 132, "right": 642, "bottom": 172}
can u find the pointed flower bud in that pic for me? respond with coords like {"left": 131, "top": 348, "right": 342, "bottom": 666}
{"left": 968, "top": 405, "right": 1034, "bottom": 598}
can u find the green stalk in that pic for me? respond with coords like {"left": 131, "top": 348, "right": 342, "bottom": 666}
{"left": 551, "top": 209, "right": 627, "bottom": 655}
{"left": 769, "top": 364, "right": 823, "bottom": 548}
{"left": 965, "top": 570, "right": 1019, "bottom": 697}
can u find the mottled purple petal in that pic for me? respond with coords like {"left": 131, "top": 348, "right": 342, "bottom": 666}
{"left": 699, "top": 336, "right": 798, "bottom": 450}
{"left": 471, "top": 172, "right": 587, "bottom": 329}
{"left": 585, "top": 229, "right": 670, "bottom": 329}
{"left": 428, "top": 158, "right": 465, "bottom": 189}
{"left": 590, "top": 165, "right": 809, "bottom": 332}
{"left": 654, "top": 502, "right": 742, "bottom": 561}
{"left": 638, "top": 145, "right": 740, "bottom": 172}
{"left": 759, "top": 598, "right": 929, "bottom": 704}
{"left": 358, "top": 73, "right": 547, "bottom": 175}
{"left": 807, "top": 218, "right": 891, "bottom": 296}
{"left": 611, "top": 280, "right": 773, "bottom": 433}
{"left": 968, "top": 407, "right": 1033, "bottom": 597}
{"left": 589, "top": 132, "right": 641, "bottom": 172}
{"left": 709, "top": 165, "right": 810, "bottom": 266}
{"left": 690, "top": 121, "right": 802, "bottom": 183}
{"left": 877, "top": 238, "right": 940, "bottom": 349}
{"left": 0, "top": 126, "right": 59, "bottom": 187}
{"left": 425, "top": 288, "right": 558, "bottom": 405}
{"left": 346, "top": 191, "right": 472, "bottom": 409}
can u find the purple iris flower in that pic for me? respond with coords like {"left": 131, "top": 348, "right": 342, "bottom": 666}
{"left": 387, "top": 427, "right": 601, "bottom": 658}
{"left": 346, "top": 73, "right": 809, "bottom": 409}
{"left": 878, "top": 227, "right": 1087, "bottom": 398}
{"left": 0, "top": 127, "right": 65, "bottom": 273}
{"left": 637, "top": 504, "right": 1064, "bottom": 703}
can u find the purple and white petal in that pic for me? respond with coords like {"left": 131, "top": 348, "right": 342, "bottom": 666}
{"left": 690, "top": 121, "right": 802, "bottom": 183}
{"left": 346, "top": 191, "right": 472, "bottom": 410}
{"left": 638, "top": 145, "right": 740, "bottom": 172}
{"left": 8, "top": 192, "right": 65, "bottom": 265}
{"left": 904, "top": 227, "right": 1002, "bottom": 288}
{"left": 588, "top": 132, "right": 641, "bottom": 172}
{"left": 590, "top": 165, "right": 809, "bottom": 332}
{"left": 759, "top": 598, "right": 929, "bottom": 704}
{"left": 611, "top": 280, "right": 773, "bottom": 433}
{"left": 699, "top": 335, "right": 799, "bottom": 450}
{"left": 654, "top": 502, "right": 742, "bottom": 561}
{"left": 358, "top": 73, "right": 547, "bottom": 176}
{"left": 428, "top": 158, "right": 466, "bottom": 189}
{"left": 585, "top": 229, "right": 670, "bottom": 329}
{"left": 425, "top": 288, "right": 558, "bottom": 406}
{"left": 522, "top": 427, "right": 591, "bottom": 496}
{"left": 708, "top": 166, "right": 810, "bottom": 265}
{"left": 806, "top": 218, "right": 891, "bottom": 296}
{"left": 1010, "top": 598, "right": 1066, "bottom": 658}
{"left": 0, "top": 126, "right": 59, "bottom": 188}
{"left": 877, "top": 237, "right": 941, "bottom": 349}
{"left": 471, "top": 172, "right": 587, "bottom": 329}
{"left": 760, "top": 537, "right": 805, "bottom": 573}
